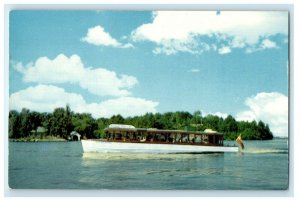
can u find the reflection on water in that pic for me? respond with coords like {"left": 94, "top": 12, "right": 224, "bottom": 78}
{"left": 82, "top": 152, "right": 221, "bottom": 160}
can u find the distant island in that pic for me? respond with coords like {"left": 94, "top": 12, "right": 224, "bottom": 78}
{"left": 9, "top": 105, "right": 273, "bottom": 141}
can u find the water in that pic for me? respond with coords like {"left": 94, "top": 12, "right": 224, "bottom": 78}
{"left": 8, "top": 139, "right": 289, "bottom": 190}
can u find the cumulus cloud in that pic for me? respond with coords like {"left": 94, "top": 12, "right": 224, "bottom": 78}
{"left": 12, "top": 54, "right": 138, "bottom": 97}
{"left": 9, "top": 85, "right": 86, "bottom": 113}
{"left": 81, "top": 25, "right": 133, "bottom": 48}
{"left": 86, "top": 97, "right": 159, "bottom": 118}
{"left": 131, "top": 11, "right": 288, "bottom": 55}
{"left": 236, "top": 92, "right": 288, "bottom": 137}
{"left": 12, "top": 54, "right": 84, "bottom": 83}
{"left": 9, "top": 85, "right": 159, "bottom": 118}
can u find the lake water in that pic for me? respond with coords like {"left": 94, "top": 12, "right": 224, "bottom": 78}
{"left": 8, "top": 139, "right": 289, "bottom": 190}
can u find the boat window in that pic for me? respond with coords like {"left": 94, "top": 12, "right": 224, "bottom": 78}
{"left": 146, "top": 133, "right": 154, "bottom": 142}
{"left": 121, "top": 132, "right": 130, "bottom": 141}
{"left": 208, "top": 135, "right": 214, "bottom": 144}
{"left": 137, "top": 132, "right": 142, "bottom": 140}
{"left": 169, "top": 134, "right": 175, "bottom": 143}
{"left": 182, "top": 134, "right": 189, "bottom": 143}
{"left": 115, "top": 132, "right": 122, "bottom": 140}
{"left": 175, "top": 134, "right": 182, "bottom": 143}
{"left": 219, "top": 136, "right": 223, "bottom": 145}
{"left": 154, "top": 133, "right": 162, "bottom": 141}
{"left": 215, "top": 135, "right": 220, "bottom": 145}
{"left": 194, "top": 135, "right": 201, "bottom": 143}
{"left": 130, "top": 132, "right": 136, "bottom": 141}
{"left": 137, "top": 132, "right": 146, "bottom": 142}
{"left": 203, "top": 135, "right": 208, "bottom": 144}
{"left": 189, "top": 134, "right": 195, "bottom": 143}
{"left": 161, "top": 134, "right": 167, "bottom": 142}
{"left": 141, "top": 133, "right": 146, "bottom": 141}
{"left": 106, "top": 132, "right": 111, "bottom": 140}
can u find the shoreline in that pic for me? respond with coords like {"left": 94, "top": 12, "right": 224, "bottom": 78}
{"left": 9, "top": 137, "right": 67, "bottom": 142}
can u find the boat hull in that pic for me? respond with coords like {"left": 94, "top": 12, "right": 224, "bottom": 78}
{"left": 81, "top": 140, "right": 238, "bottom": 153}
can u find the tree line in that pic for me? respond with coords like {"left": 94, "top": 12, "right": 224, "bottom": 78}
{"left": 9, "top": 106, "right": 273, "bottom": 140}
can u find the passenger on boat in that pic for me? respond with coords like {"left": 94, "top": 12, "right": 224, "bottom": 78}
{"left": 167, "top": 136, "right": 173, "bottom": 143}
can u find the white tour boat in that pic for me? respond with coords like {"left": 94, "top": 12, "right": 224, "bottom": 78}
{"left": 81, "top": 124, "right": 239, "bottom": 154}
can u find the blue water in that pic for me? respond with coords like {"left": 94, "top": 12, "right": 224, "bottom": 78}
{"left": 8, "top": 139, "right": 288, "bottom": 190}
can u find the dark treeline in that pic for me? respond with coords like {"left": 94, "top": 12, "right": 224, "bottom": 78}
{"left": 9, "top": 106, "right": 273, "bottom": 140}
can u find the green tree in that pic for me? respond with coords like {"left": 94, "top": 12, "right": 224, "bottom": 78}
{"left": 41, "top": 112, "right": 52, "bottom": 135}
{"left": 191, "top": 110, "right": 202, "bottom": 126}
{"left": 170, "top": 111, "right": 193, "bottom": 130}
{"left": 65, "top": 104, "right": 73, "bottom": 136}
{"left": 142, "top": 113, "right": 155, "bottom": 128}
{"left": 72, "top": 113, "right": 97, "bottom": 139}
{"left": 28, "top": 111, "right": 43, "bottom": 131}
{"left": 8, "top": 108, "right": 275, "bottom": 140}
{"left": 109, "top": 114, "right": 125, "bottom": 124}
{"left": 50, "top": 107, "right": 65, "bottom": 137}
{"left": 49, "top": 105, "right": 74, "bottom": 139}
{"left": 223, "top": 115, "right": 238, "bottom": 133}
{"left": 204, "top": 114, "right": 220, "bottom": 130}
{"left": 257, "top": 121, "right": 273, "bottom": 140}
{"left": 96, "top": 117, "right": 109, "bottom": 138}
{"left": 153, "top": 113, "right": 164, "bottom": 129}
{"left": 9, "top": 110, "right": 20, "bottom": 138}
{"left": 19, "top": 108, "right": 32, "bottom": 137}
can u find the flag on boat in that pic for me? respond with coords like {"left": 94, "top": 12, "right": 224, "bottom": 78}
{"left": 236, "top": 134, "right": 244, "bottom": 150}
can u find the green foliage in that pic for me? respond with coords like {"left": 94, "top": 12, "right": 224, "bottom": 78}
{"left": 9, "top": 110, "right": 20, "bottom": 138}
{"left": 72, "top": 113, "right": 97, "bottom": 139}
{"left": 50, "top": 107, "right": 70, "bottom": 138}
{"left": 8, "top": 107, "right": 273, "bottom": 140}
{"left": 19, "top": 108, "right": 33, "bottom": 137}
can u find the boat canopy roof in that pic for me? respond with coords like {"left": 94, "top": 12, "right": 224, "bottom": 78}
{"left": 108, "top": 124, "right": 136, "bottom": 129}
{"left": 104, "top": 125, "right": 223, "bottom": 135}
{"left": 203, "top": 128, "right": 218, "bottom": 133}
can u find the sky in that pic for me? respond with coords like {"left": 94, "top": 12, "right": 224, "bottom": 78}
{"left": 9, "top": 10, "right": 289, "bottom": 137}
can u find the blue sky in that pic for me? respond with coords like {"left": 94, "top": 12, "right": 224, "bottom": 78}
{"left": 9, "top": 11, "right": 288, "bottom": 136}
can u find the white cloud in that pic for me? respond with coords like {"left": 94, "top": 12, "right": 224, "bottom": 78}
{"left": 236, "top": 92, "right": 288, "bottom": 137}
{"left": 245, "top": 38, "right": 278, "bottom": 53}
{"left": 261, "top": 39, "right": 277, "bottom": 49}
{"left": 132, "top": 11, "right": 288, "bottom": 55}
{"left": 218, "top": 46, "right": 231, "bottom": 54}
{"left": 9, "top": 85, "right": 86, "bottom": 113}
{"left": 88, "top": 97, "right": 159, "bottom": 118}
{"left": 13, "top": 54, "right": 84, "bottom": 84}
{"left": 12, "top": 54, "right": 138, "bottom": 97}
{"left": 212, "top": 112, "right": 229, "bottom": 119}
{"left": 9, "top": 85, "right": 159, "bottom": 118}
{"left": 81, "top": 25, "right": 133, "bottom": 48}
{"left": 203, "top": 111, "right": 229, "bottom": 119}
{"left": 79, "top": 68, "right": 137, "bottom": 97}
{"left": 121, "top": 43, "right": 134, "bottom": 49}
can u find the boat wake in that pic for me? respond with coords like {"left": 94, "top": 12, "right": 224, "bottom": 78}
{"left": 242, "top": 148, "right": 288, "bottom": 154}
